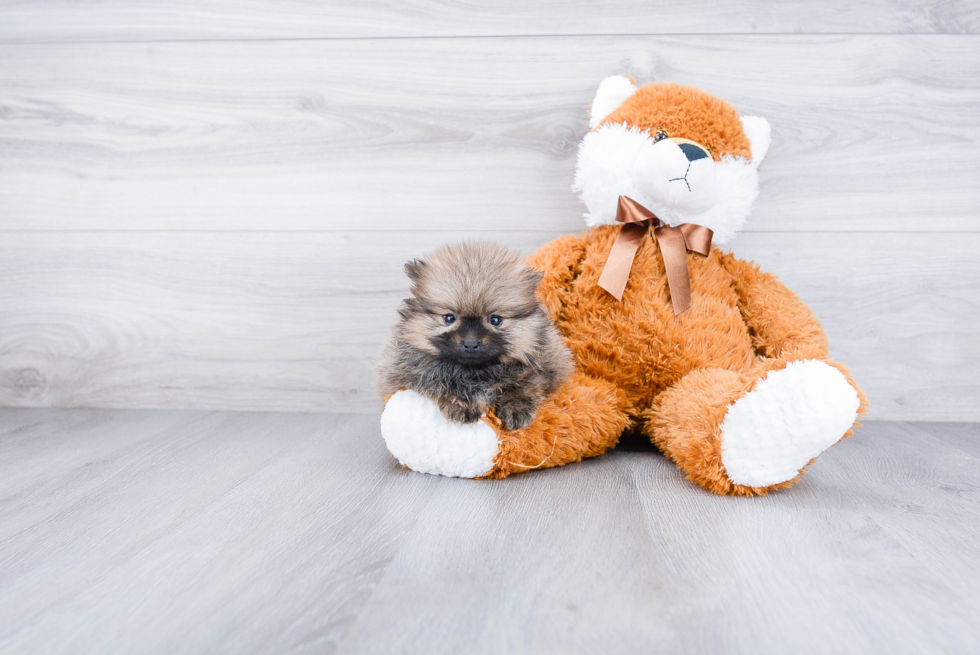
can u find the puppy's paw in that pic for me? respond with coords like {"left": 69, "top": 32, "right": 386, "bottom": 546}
{"left": 496, "top": 402, "right": 537, "bottom": 432}
{"left": 440, "top": 402, "right": 483, "bottom": 425}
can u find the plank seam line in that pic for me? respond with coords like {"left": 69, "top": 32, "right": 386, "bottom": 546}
{"left": 0, "top": 32, "right": 977, "bottom": 47}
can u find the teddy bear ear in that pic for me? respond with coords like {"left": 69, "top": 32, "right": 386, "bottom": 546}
{"left": 589, "top": 76, "right": 638, "bottom": 129}
{"left": 740, "top": 115, "right": 771, "bottom": 166}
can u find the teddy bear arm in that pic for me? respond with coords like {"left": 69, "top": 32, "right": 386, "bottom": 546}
{"left": 720, "top": 253, "right": 829, "bottom": 361}
{"left": 483, "top": 371, "right": 631, "bottom": 478}
{"left": 380, "top": 372, "right": 630, "bottom": 479}
{"left": 528, "top": 233, "right": 588, "bottom": 320}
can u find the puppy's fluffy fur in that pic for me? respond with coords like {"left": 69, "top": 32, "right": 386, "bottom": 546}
{"left": 377, "top": 242, "right": 573, "bottom": 431}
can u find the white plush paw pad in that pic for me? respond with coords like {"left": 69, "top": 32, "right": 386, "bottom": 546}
{"left": 380, "top": 390, "right": 500, "bottom": 478}
{"left": 720, "top": 360, "right": 861, "bottom": 487}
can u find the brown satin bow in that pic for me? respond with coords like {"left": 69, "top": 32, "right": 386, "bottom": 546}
{"left": 597, "top": 196, "right": 713, "bottom": 315}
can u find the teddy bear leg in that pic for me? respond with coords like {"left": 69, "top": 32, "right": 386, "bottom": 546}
{"left": 641, "top": 361, "right": 863, "bottom": 496}
{"left": 381, "top": 372, "right": 630, "bottom": 480}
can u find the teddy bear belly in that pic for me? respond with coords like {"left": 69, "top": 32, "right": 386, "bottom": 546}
{"left": 558, "top": 293, "right": 757, "bottom": 411}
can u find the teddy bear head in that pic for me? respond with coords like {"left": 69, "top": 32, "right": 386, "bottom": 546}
{"left": 573, "top": 78, "right": 771, "bottom": 244}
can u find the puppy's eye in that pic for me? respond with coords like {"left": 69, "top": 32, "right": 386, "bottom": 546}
{"left": 488, "top": 315, "right": 503, "bottom": 327}
{"left": 443, "top": 314, "right": 456, "bottom": 325}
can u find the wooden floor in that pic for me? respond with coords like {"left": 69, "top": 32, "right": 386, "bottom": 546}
{"left": 1, "top": 409, "right": 977, "bottom": 654}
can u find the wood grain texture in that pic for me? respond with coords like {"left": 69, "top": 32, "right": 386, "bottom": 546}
{"left": 0, "top": 409, "right": 440, "bottom": 654}
{"left": 1, "top": 231, "right": 977, "bottom": 420}
{"left": 346, "top": 421, "right": 980, "bottom": 654}
{"left": 1, "top": 35, "right": 978, "bottom": 233}
{"left": 0, "top": 0, "right": 977, "bottom": 42}
{"left": 1, "top": 409, "right": 978, "bottom": 654}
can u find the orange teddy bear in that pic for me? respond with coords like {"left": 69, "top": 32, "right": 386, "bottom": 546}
{"left": 381, "top": 78, "right": 867, "bottom": 496}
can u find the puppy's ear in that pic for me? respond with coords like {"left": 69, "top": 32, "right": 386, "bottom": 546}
{"left": 397, "top": 297, "right": 423, "bottom": 319}
{"left": 527, "top": 269, "right": 545, "bottom": 290}
{"left": 404, "top": 258, "right": 427, "bottom": 282}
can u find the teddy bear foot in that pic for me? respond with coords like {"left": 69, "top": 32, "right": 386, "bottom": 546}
{"left": 380, "top": 390, "right": 500, "bottom": 478}
{"left": 719, "top": 360, "right": 861, "bottom": 487}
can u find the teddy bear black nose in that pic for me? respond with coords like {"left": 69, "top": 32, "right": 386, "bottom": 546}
{"left": 678, "top": 142, "right": 709, "bottom": 162}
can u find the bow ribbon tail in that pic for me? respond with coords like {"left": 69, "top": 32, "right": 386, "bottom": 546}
{"left": 655, "top": 225, "right": 693, "bottom": 315}
{"left": 597, "top": 221, "right": 647, "bottom": 301}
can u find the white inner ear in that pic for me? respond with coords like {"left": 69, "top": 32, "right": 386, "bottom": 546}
{"left": 573, "top": 123, "right": 760, "bottom": 245}
{"left": 589, "top": 76, "right": 638, "bottom": 129}
{"left": 740, "top": 115, "right": 771, "bottom": 166}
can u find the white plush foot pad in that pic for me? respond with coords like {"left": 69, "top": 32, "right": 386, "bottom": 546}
{"left": 719, "top": 360, "right": 861, "bottom": 487}
{"left": 380, "top": 390, "right": 500, "bottom": 478}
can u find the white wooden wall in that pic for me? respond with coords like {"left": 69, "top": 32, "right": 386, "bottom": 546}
{"left": 1, "top": 2, "right": 978, "bottom": 420}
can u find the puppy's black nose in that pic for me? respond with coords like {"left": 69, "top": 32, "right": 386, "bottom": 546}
{"left": 462, "top": 339, "right": 480, "bottom": 352}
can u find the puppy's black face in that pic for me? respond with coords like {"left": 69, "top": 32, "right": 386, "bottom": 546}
{"left": 430, "top": 314, "right": 508, "bottom": 366}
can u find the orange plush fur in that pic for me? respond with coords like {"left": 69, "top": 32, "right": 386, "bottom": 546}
{"left": 473, "top": 83, "right": 867, "bottom": 495}
{"left": 599, "top": 82, "right": 753, "bottom": 162}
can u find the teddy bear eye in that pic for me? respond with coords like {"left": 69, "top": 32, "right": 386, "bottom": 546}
{"left": 488, "top": 315, "right": 503, "bottom": 327}
{"left": 654, "top": 129, "right": 668, "bottom": 143}
{"left": 443, "top": 314, "right": 456, "bottom": 325}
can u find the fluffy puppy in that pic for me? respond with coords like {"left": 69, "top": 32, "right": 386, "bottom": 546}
{"left": 377, "top": 241, "right": 572, "bottom": 431}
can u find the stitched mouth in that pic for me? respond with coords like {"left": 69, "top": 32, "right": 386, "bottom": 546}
{"left": 668, "top": 163, "right": 692, "bottom": 193}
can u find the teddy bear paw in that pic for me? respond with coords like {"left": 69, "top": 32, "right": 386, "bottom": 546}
{"left": 380, "top": 390, "right": 500, "bottom": 478}
{"left": 719, "top": 360, "right": 861, "bottom": 487}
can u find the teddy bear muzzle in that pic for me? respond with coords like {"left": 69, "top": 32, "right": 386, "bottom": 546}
{"left": 632, "top": 137, "right": 720, "bottom": 214}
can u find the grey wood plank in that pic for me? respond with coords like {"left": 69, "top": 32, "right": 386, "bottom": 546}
{"left": 0, "top": 408, "right": 51, "bottom": 438}
{"left": 0, "top": 409, "right": 187, "bottom": 496}
{"left": 335, "top": 422, "right": 980, "bottom": 654}
{"left": 0, "top": 410, "right": 206, "bottom": 538}
{"left": 0, "top": 0, "right": 976, "bottom": 42}
{"left": 0, "top": 409, "right": 439, "bottom": 655}
{"left": 817, "top": 422, "right": 980, "bottom": 608}
{"left": 1, "top": 36, "right": 977, "bottom": 233}
{"left": 1, "top": 231, "right": 977, "bottom": 420}
{"left": 341, "top": 454, "right": 684, "bottom": 654}
{"left": 624, "top": 424, "right": 980, "bottom": 655}
{"left": 1, "top": 410, "right": 978, "bottom": 654}
{"left": 905, "top": 421, "right": 980, "bottom": 459}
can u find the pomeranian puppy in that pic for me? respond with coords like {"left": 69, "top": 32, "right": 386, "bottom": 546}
{"left": 377, "top": 241, "right": 572, "bottom": 431}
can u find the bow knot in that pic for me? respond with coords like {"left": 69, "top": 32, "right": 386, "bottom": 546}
{"left": 596, "top": 196, "right": 713, "bottom": 315}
